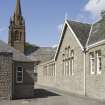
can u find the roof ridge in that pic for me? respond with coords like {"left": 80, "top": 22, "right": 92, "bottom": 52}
{"left": 87, "top": 17, "right": 105, "bottom": 46}
{"left": 0, "top": 40, "right": 32, "bottom": 62}
{"left": 66, "top": 20, "right": 91, "bottom": 47}
{"left": 66, "top": 19, "right": 91, "bottom": 25}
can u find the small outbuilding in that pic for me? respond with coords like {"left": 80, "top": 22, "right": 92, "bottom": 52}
{"left": 0, "top": 40, "right": 34, "bottom": 99}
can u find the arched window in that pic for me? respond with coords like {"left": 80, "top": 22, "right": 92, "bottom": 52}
{"left": 20, "top": 32, "right": 22, "bottom": 40}
{"left": 62, "top": 53, "right": 65, "bottom": 76}
{"left": 71, "top": 50, "right": 74, "bottom": 75}
{"left": 15, "top": 30, "right": 19, "bottom": 40}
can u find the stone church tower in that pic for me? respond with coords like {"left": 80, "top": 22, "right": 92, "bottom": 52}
{"left": 8, "top": 0, "right": 25, "bottom": 53}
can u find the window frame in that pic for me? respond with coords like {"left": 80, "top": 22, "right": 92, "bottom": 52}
{"left": 62, "top": 53, "right": 65, "bottom": 76}
{"left": 15, "top": 30, "right": 19, "bottom": 41}
{"left": 16, "top": 66, "right": 23, "bottom": 83}
{"left": 71, "top": 50, "right": 74, "bottom": 76}
{"left": 20, "top": 32, "right": 22, "bottom": 40}
{"left": 89, "top": 52, "right": 95, "bottom": 75}
{"left": 96, "top": 50, "right": 102, "bottom": 74}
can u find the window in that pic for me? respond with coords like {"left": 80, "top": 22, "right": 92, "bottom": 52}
{"left": 65, "top": 48, "right": 68, "bottom": 59}
{"left": 62, "top": 47, "right": 75, "bottom": 77}
{"left": 67, "top": 47, "right": 70, "bottom": 58}
{"left": 68, "top": 47, "right": 71, "bottom": 76}
{"left": 66, "top": 47, "right": 70, "bottom": 76}
{"left": 62, "top": 53, "right": 65, "bottom": 76}
{"left": 43, "top": 65, "right": 47, "bottom": 77}
{"left": 53, "top": 63, "right": 56, "bottom": 77}
{"left": 16, "top": 67, "right": 23, "bottom": 83}
{"left": 46, "top": 65, "right": 48, "bottom": 76}
{"left": 65, "top": 61, "right": 68, "bottom": 76}
{"left": 90, "top": 52, "right": 95, "bottom": 75}
{"left": 15, "top": 30, "right": 19, "bottom": 40}
{"left": 49, "top": 64, "right": 51, "bottom": 76}
{"left": 96, "top": 50, "right": 102, "bottom": 74}
{"left": 71, "top": 50, "right": 74, "bottom": 75}
{"left": 68, "top": 58, "right": 71, "bottom": 76}
{"left": 68, "top": 47, "right": 71, "bottom": 58}
{"left": 51, "top": 63, "right": 56, "bottom": 77}
{"left": 20, "top": 32, "right": 22, "bottom": 40}
{"left": 34, "top": 65, "right": 36, "bottom": 73}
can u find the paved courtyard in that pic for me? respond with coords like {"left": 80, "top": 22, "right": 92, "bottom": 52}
{"left": 0, "top": 86, "right": 105, "bottom": 105}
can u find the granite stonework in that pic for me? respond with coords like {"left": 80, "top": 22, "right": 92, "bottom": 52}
{"left": 0, "top": 50, "right": 34, "bottom": 100}
{"left": 38, "top": 25, "right": 85, "bottom": 96}
{"left": 13, "top": 62, "right": 34, "bottom": 99}
{"left": 37, "top": 19, "right": 105, "bottom": 101}
{"left": 0, "top": 52, "right": 13, "bottom": 99}
{"left": 86, "top": 44, "right": 105, "bottom": 100}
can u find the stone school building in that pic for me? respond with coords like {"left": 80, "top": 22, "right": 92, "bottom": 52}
{"left": 37, "top": 15, "right": 105, "bottom": 100}
{"left": 0, "top": 41, "right": 34, "bottom": 99}
{"left": 1, "top": 0, "right": 105, "bottom": 101}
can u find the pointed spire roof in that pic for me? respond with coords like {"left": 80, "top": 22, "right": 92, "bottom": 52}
{"left": 12, "top": 0, "right": 25, "bottom": 25}
{"left": 15, "top": 0, "right": 22, "bottom": 16}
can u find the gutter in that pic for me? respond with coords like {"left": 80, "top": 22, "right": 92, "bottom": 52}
{"left": 83, "top": 52, "right": 86, "bottom": 96}
{"left": 83, "top": 48, "right": 86, "bottom": 96}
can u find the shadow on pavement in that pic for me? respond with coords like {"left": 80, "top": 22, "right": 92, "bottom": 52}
{"left": 34, "top": 88, "right": 60, "bottom": 98}
{"left": 14, "top": 88, "right": 60, "bottom": 100}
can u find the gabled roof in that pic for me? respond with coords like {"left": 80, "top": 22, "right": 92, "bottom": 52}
{"left": 87, "top": 18, "right": 105, "bottom": 46}
{"left": 0, "top": 40, "right": 33, "bottom": 62}
{"left": 54, "top": 20, "right": 91, "bottom": 60}
{"left": 28, "top": 47, "right": 56, "bottom": 63}
{"left": 67, "top": 20, "right": 91, "bottom": 47}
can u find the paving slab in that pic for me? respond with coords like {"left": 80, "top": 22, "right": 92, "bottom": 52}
{"left": 0, "top": 85, "right": 104, "bottom": 105}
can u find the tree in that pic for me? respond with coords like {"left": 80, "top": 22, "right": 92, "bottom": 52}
{"left": 25, "top": 42, "right": 39, "bottom": 55}
{"left": 101, "top": 10, "right": 105, "bottom": 19}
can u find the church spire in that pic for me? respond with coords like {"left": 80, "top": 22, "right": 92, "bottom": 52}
{"left": 15, "top": 0, "right": 22, "bottom": 17}
{"left": 13, "top": 0, "right": 24, "bottom": 25}
{"left": 8, "top": 0, "right": 26, "bottom": 53}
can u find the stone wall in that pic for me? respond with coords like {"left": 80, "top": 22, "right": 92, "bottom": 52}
{"left": 55, "top": 26, "right": 84, "bottom": 95}
{"left": 38, "top": 42, "right": 105, "bottom": 101}
{"left": 0, "top": 52, "right": 13, "bottom": 99}
{"left": 37, "top": 23, "right": 105, "bottom": 101}
{"left": 13, "top": 62, "right": 34, "bottom": 99}
{"left": 37, "top": 26, "right": 85, "bottom": 96}
{"left": 37, "top": 60, "right": 56, "bottom": 87}
{"left": 86, "top": 44, "right": 105, "bottom": 100}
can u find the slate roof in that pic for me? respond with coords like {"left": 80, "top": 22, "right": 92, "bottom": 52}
{"left": 87, "top": 18, "right": 105, "bottom": 46}
{"left": 28, "top": 47, "right": 56, "bottom": 63}
{"left": 67, "top": 20, "right": 91, "bottom": 47}
{"left": 0, "top": 40, "right": 33, "bottom": 62}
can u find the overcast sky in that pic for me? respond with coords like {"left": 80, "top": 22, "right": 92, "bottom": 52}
{"left": 0, "top": 0, "right": 105, "bottom": 47}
